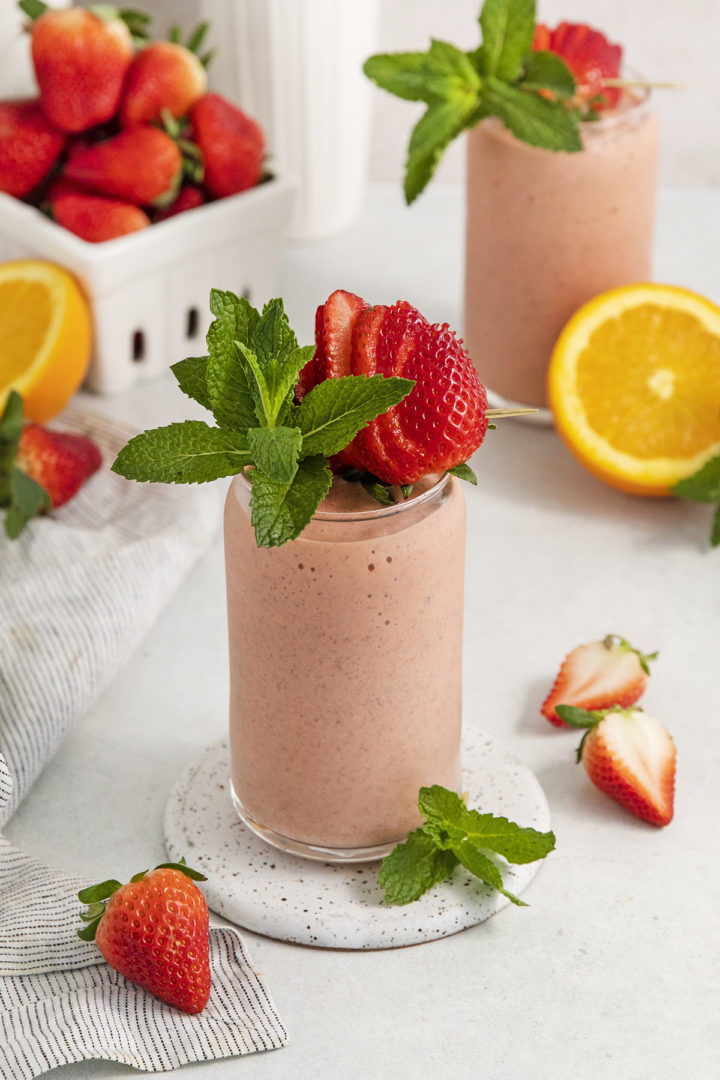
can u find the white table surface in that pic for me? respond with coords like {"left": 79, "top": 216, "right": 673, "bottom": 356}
{"left": 6, "top": 184, "right": 720, "bottom": 1079}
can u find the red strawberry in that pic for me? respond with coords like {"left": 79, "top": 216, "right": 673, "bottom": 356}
{"left": 63, "top": 127, "right": 182, "bottom": 207}
{"left": 78, "top": 862, "right": 211, "bottom": 1014}
{"left": 542, "top": 635, "right": 657, "bottom": 728}
{"left": 557, "top": 705, "right": 676, "bottom": 826}
{"left": 25, "top": 5, "right": 136, "bottom": 133}
{"left": 533, "top": 22, "right": 623, "bottom": 109}
{"left": 17, "top": 423, "right": 102, "bottom": 507}
{"left": 120, "top": 40, "right": 207, "bottom": 128}
{"left": 154, "top": 185, "right": 205, "bottom": 221}
{"left": 51, "top": 190, "right": 150, "bottom": 242}
{"left": 348, "top": 300, "right": 488, "bottom": 485}
{"left": 0, "top": 99, "right": 65, "bottom": 198}
{"left": 189, "top": 93, "right": 264, "bottom": 198}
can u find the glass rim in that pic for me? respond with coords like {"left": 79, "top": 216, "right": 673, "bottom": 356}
{"left": 236, "top": 469, "right": 452, "bottom": 523}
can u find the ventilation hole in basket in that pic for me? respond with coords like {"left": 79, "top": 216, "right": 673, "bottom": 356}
{"left": 241, "top": 287, "right": 252, "bottom": 302}
{"left": 186, "top": 307, "right": 199, "bottom": 339}
{"left": 132, "top": 331, "right": 145, "bottom": 362}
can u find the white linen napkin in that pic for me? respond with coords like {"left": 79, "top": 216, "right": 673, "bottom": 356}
{"left": 0, "top": 408, "right": 287, "bottom": 1076}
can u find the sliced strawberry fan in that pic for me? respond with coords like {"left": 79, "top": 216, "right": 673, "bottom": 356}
{"left": 533, "top": 21, "right": 623, "bottom": 110}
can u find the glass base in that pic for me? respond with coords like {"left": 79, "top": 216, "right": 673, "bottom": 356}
{"left": 230, "top": 782, "right": 401, "bottom": 864}
{"left": 486, "top": 386, "right": 553, "bottom": 426}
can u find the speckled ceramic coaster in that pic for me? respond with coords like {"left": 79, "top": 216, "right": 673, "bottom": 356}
{"left": 164, "top": 731, "right": 551, "bottom": 950}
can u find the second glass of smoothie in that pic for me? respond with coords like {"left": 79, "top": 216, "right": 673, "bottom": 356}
{"left": 464, "top": 87, "right": 659, "bottom": 415}
{"left": 224, "top": 471, "right": 466, "bottom": 863}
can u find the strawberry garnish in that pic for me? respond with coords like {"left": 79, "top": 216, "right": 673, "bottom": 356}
{"left": 189, "top": 93, "right": 265, "bottom": 198}
{"left": 0, "top": 99, "right": 65, "bottom": 198}
{"left": 50, "top": 190, "right": 151, "bottom": 242}
{"left": 542, "top": 635, "right": 657, "bottom": 727}
{"left": 557, "top": 705, "right": 676, "bottom": 827}
{"left": 22, "top": 3, "right": 142, "bottom": 134}
{"left": 63, "top": 126, "right": 183, "bottom": 208}
{"left": 78, "top": 861, "right": 211, "bottom": 1014}
{"left": 533, "top": 21, "right": 623, "bottom": 109}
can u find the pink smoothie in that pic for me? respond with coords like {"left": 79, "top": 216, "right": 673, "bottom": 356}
{"left": 224, "top": 472, "right": 466, "bottom": 855}
{"left": 464, "top": 95, "right": 659, "bottom": 408}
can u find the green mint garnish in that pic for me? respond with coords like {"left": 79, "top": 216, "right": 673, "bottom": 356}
{"left": 0, "top": 389, "right": 52, "bottom": 539}
{"left": 671, "top": 453, "right": 720, "bottom": 548}
{"left": 111, "top": 291, "right": 415, "bottom": 548}
{"left": 378, "top": 784, "right": 555, "bottom": 906}
{"left": 363, "top": 0, "right": 581, "bottom": 204}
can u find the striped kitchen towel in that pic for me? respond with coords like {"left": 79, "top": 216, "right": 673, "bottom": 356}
{"left": 0, "top": 408, "right": 287, "bottom": 1075}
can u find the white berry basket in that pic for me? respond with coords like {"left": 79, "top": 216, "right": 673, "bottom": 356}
{"left": 0, "top": 174, "right": 296, "bottom": 393}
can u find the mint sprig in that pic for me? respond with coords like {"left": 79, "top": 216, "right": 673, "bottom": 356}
{"left": 112, "top": 292, "right": 415, "bottom": 547}
{"left": 363, "top": 0, "right": 581, "bottom": 204}
{"left": 378, "top": 784, "right": 555, "bottom": 906}
{"left": 671, "top": 453, "right": 720, "bottom": 548}
{"left": 0, "top": 390, "right": 52, "bottom": 539}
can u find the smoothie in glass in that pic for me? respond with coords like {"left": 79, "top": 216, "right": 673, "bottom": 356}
{"left": 224, "top": 471, "right": 466, "bottom": 862}
{"left": 464, "top": 90, "right": 659, "bottom": 411}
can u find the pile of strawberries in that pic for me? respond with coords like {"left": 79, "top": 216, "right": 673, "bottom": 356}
{"left": 0, "top": 2, "right": 266, "bottom": 242}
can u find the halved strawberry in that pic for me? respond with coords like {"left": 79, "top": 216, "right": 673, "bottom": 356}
{"left": 296, "top": 289, "right": 367, "bottom": 401}
{"left": 532, "top": 21, "right": 623, "bottom": 109}
{"left": 542, "top": 635, "right": 656, "bottom": 727}
{"left": 557, "top": 705, "right": 676, "bottom": 826}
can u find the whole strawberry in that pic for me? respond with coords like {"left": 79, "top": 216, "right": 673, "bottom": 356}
{"left": 0, "top": 99, "right": 65, "bottom": 197}
{"left": 557, "top": 705, "right": 676, "bottom": 826}
{"left": 78, "top": 861, "right": 211, "bottom": 1014}
{"left": 542, "top": 635, "right": 657, "bottom": 727}
{"left": 20, "top": 2, "right": 148, "bottom": 133}
{"left": 300, "top": 290, "right": 489, "bottom": 484}
{"left": 120, "top": 27, "right": 209, "bottom": 128}
{"left": 63, "top": 127, "right": 183, "bottom": 207}
{"left": 190, "top": 93, "right": 264, "bottom": 198}
{"left": 50, "top": 188, "right": 151, "bottom": 243}
{"left": 0, "top": 391, "right": 102, "bottom": 538}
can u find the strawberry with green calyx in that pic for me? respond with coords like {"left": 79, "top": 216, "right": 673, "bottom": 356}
{"left": 0, "top": 99, "right": 65, "bottom": 198}
{"left": 19, "top": 1, "right": 151, "bottom": 134}
{"left": 63, "top": 126, "right": 183, "bottom": 208}
{"left": 120, "top": 22, "right": 212, "bottom": 129}
{"left": 364, "top": 0, "right": 583, "bottom": 204}
{"left": 556, "top": 705, "right": 676, "bottom": 827}
{"left": 189, "top": 93, "right": 265, "bottom": 198}
{"left": 542, "top": 635, "right": 658, "bottom": 727}
{"left": 78, "top": 859, "right": 211, "bottom": 1014}
{"left": 532, "top": 22, "right": 622, "bottom": 110}
{"left": 0, "top": 390, "right": 102, "bottom": 538}
{"left": 154, "top": 185, "right": 205, "bottom": 222}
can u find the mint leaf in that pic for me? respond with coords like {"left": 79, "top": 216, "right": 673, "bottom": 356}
{"left": 171, "top": 356, "right": 212, "bottom": 412}
{"left": 206, "top": 290, "right": 258, "bottom": 431}
{"left": 5, "top": 467, "right": 51, "bottom": 539}
{"left": 112, "top": 421, "right": 251, "bottom": 484}
{"left": 239, "top": 342, "right": 315, "bottom": 428}
{"left": 521, "top": 50, "right": 576, "bottom": 98}
{"left": 0, "top": 389, "right": 23, "bottom": 446}
{"left": 481, "top": 76, "right": 582, "bottom": 152}
{"left": 247, "top": 426, "right": 302, "bottom": 484}
{"left": 248, "top": 298, "right": 298, "bottom": 366}
{"left": 450, "top": 839, "right": 525, "bottom": 906}
{"left": 249, "top": 456, "right": 332, "bottom": 547}
{"left": 405, "top": 96, "right": 477, "bottom": 204}
{"left": 363, "top": 52, "right": 437, "bottom": 103}
{"left": 297, "top": 374, "right": 414, "bottom": 458}
{"left": 448, "top": 462, "right": 477, "bottom": 485}
{"left": 477, "top": 0, "right": 535, "bottom": 81}
{"left": 671, "top": 454, "right": 720, "bottom": 503}
{"left": 378, "top": 828, "right": 458, "bottom": 905}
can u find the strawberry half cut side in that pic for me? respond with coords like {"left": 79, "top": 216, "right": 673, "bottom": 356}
{"left": 542, "top": 635, "right": 657, "bottom": 727}
{"left": 533, "top": 21, "right": 623, "bottom": 110}
{"left": 557, "top": 705, "right": 676, "bottom": 827}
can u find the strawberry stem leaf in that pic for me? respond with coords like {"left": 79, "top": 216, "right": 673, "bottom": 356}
{"left": 555, "top": 705, "right": 603, "bottom": 729}
{"left": 77, "top": 914, "right": 104, "bottom": 941}
{"left": 448, "top": 461, "right": 477, "bottom": 485}
{"left": 18, "top": 0, "right": 48, "bottom": 22}
{"left": 185, "top": 20, "right": 209, "bottom": 55}
{"left": 78, "top": 879, "right": 123, "bottom": 904}
{"left": 154, "top": 861, "right": 207, "bottom": 881}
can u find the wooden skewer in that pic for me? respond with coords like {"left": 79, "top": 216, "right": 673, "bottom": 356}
{"left": 485, "top": 407, "right": 539, "bottom": 418}
{"left": 604, "top": 78, "right": 688, "bottom": 91}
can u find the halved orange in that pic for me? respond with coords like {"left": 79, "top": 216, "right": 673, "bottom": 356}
{"left": 547, "top": 283, "right": 720, "bottom": 496}
{"left": 0, "top": 259, "right": 92, "bottom": 423}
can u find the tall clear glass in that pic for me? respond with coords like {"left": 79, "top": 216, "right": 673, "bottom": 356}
{"left": 224, "top": 472, "right": 466, "bottom": 863}
{"left": 464, "top": 88, "right": 659, "bottom": 416}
